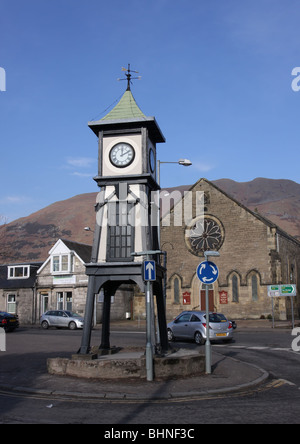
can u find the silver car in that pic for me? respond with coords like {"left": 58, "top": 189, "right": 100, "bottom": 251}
{"left": 167, "top": 311, "right": 234, "bottom": 345}
{"left": 40, "top": 310, "right": 84, "bottom": 330}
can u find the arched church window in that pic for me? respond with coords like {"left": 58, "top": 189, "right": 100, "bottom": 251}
{"left": 232, "top": 275, "right": 239, "bottom": 303}
{"left": 174, "top": 278, "right": 180, "bottom": 304}
{"left": 252, "top": 275, "right": 258, "bottom": 301}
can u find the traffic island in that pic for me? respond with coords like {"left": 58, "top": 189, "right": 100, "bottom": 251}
{"left": 47, "top": 348, "right": 205, "bottom": 380}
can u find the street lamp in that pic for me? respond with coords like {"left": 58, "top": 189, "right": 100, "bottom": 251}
{"left": 178, "top": 159, "right": 192, "bottom": 166}
{"left": 157, "top": 159, "right": 192, "bottom": 185}
{"left": 84, "top": 227, "right": 95, "bottom": 233}
{"left": 204, "top": 250, "right": 220, "bottom": 374}
{"left": 156, "top": 158, "right": 192, "bottom": 249}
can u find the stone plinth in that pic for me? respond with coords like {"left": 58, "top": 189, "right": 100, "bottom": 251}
{"left": 47, "top": 349, "right": 205, "bottom": 380}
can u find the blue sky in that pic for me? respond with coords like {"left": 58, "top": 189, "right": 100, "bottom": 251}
{"left": 1, "top": 0, "right": 300, "bottom": 222}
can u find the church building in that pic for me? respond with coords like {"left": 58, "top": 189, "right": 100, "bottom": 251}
{"left": 160, "top": 178, "right": 300, "bottom": 321}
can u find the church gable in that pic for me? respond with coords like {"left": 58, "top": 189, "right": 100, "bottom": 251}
{"left": 161, "top": 178, "right": 288, "bottom": 320}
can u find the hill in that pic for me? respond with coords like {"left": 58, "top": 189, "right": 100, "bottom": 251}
{"left": 1, "top": 178, "right": 300, "bottom": 264}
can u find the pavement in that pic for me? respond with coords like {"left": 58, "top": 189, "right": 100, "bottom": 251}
{"left": 0, "top": 350, "right": 269, "bottom": 402}
{"left": 0, "top": 319, "right": 283, "bottom": 402}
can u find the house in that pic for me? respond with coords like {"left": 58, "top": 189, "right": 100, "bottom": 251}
{"left": 0, "top": 262, "right": 42, "bottom": 324}
{"left": 36, "top": 239, "right": 133, "bottom": 323}
{"left": 36, "top": 239, "right": 92, "bottom": 318}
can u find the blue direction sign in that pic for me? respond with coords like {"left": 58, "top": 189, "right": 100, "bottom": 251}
{"left": 143, "top": 260, "right": 156, "bottom": 281}
{"left": 197, "top": 261, "right": 219, "bottom": 284}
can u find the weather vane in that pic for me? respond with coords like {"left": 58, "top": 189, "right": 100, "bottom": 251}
{"left": 118, "top": 64, "right": 141, "bottom": 91}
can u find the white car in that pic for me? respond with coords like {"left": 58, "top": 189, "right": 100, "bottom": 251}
{"left": 40, "top": 310, "right": 84, "bottom": 330}
{"left": 167, "top": 311, "right": 234, "bottom": 345}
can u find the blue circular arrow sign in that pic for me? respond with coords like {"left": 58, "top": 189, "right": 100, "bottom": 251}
{"left": 197, "top": 261, "right": 219, "bottom": 284}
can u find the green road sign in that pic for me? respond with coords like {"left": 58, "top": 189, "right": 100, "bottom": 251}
{"left": 280, "top": 285, "right": 296, "bottom": 296}
{"left": 268, "top": 284, "right": 296, "bottom": 297}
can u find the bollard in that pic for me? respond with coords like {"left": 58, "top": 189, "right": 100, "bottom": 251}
{"left": 0, "top": 328, "right": 6, "bottom": 352}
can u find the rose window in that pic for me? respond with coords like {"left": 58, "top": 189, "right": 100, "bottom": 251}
{"left": 187, "top": 217, "right": 223, "bottom": 254}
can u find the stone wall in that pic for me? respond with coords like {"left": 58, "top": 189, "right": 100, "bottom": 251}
{"left": 159, "top": 179, "right": 300, "bottom": 321}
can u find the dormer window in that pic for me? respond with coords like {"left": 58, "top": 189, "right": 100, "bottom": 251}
{"left": 8, "top": 265, "right": 30, "bottom": 279}
{"left": 51, "top": 254, "right": 73, "bottom": 274}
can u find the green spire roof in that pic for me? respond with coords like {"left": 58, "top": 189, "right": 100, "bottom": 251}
{"left": 88, "top": 87, "right": 166, "bottom": 143}
{"left": 100, "top": 90, "right": 146, "bottom": 121}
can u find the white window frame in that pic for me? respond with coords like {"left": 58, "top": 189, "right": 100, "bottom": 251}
{"left": 51, "top": 253, "right": 73, "bottom": 275}
{"left": 7, "top": 265, "right": 30, "bottom": 280}
{"left": 56, "top": 291, "right": 73, "bottom": 311}
{"left": 7, "top": 294, "right": 16, "bottom": 314}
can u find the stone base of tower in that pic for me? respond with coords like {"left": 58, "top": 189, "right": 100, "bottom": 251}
{"left": 48, "top": 348, "right": 205, "bottom": 380}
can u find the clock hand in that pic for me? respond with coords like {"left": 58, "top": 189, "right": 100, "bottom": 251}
{"left": 120, "top": 149, "right": 130, "bottom": 157}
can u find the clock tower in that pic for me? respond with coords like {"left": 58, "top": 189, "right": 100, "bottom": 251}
{"left": 79, "top": 68, "right": 168, "bottom": 355}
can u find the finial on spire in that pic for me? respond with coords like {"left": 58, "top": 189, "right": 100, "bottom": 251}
{"left": 118, "top": 64, "right": 141, "bottom": 90}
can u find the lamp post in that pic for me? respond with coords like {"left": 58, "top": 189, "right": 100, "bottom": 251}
{"left": 204, "top": 250, "right": 220, "bottom": 374}
{"left": 156, "top": 159, "right": 192, "bottom": 249}
{"left": 157, "top": 159, "right": 192, "bottom": 186}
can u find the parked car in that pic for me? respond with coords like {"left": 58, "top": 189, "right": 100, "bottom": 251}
{"left": 40, "top": 310, "right": 84, "bottom": 330}
{"left": 230, "top": 320, "right": 237, "bottom": 329}
{"left": 167, "top": 311, "right": 234, "bottom": 345}
{"left": 0, "top": 311, "right": 19, "bottom": 332}
{"left": 217, "top": 313, "right": 237, "bottom": 329}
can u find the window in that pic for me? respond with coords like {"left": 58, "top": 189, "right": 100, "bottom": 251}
{"left": 53, "top": 256, "right": 59, "bottom": 272}
{"left": 57, "top": 292, "right": 73, "bottom": 311}
{"left": 8, "top": 266, "right": 30, "bottom": 279}
{"left": 57, "top": 292, "right": 64, "bottom": 310}
{"left": 107, "top": 202, "right": 135, "bottom": 261}
{"left": 252, "top": 275, "right": 258, "bottom": 301}
{"left": 66, "top": 292, "right": 73, "bottom": 311}
{"left": 232, "top": 275, "right": 239, "bottom": 303}
{"left": 7, "top": 294, "right": 16, "bottom": 314}
{"left": 187, "top": 216, "right": 224, "bottom": 255}
{"left": 176, "top": 313, "right": 191, "bottom": 323}
{"left": 174, "top": 278, "right": 180, "bottom": 304}
{"left": 61, "top": 255, "right": 69, "bottom": 272}
{"left": 52, "top": 254, "right": 73, "bottom": 274}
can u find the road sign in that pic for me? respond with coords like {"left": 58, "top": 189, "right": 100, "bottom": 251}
{"left": 143, "top": 260, "right": 156, "bottom": 282}
{"left": 280, "top": 285, "right": 296, "bottom": 296}
{"left": 267, "top": 285, "right": 280, "bottom": 297}
{"left": 268, "top": 284, "right": 296, "bottom": 297}
{"left": 197, "top": 261, "right": 219, "bottom": 284}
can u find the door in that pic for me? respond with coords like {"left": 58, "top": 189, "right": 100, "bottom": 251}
{"left": 201, "top": 290, "right": 214, "bottom": 312}
{"left": 56, "top": 311, "right": 68, "bottom": 327}
{"left": 41, "top": 295, "right": 49, "bottom": 314}
{"left": 172, "top": 313, "right": 192, "bottom": 339}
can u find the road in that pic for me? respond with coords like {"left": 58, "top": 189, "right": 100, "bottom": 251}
{"left": 0, "top": 326, "right": 300, "bottom": 424}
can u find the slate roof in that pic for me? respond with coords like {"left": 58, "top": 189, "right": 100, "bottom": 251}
{"left": 60, "top": 239, "right": 92, "bottom": 263}
{"left": 0, "top": 262, "right": 43, "bottom": 289}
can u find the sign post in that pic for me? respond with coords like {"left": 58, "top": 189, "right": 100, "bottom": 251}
{"left": 197, "top": 252, "right": 220, "bottom": 374}
{"left": 268, "top": 285, "right": 297, "bottom": 329}
{"left": 132, "top": 250, "right": 162, "bottom": 382}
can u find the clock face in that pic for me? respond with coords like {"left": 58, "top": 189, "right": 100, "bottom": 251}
{"left": 109, "top": 143, "right": 135, "bottom": 168}
{"left": 149, "top": 148, "right": 155, "bottom": 173}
